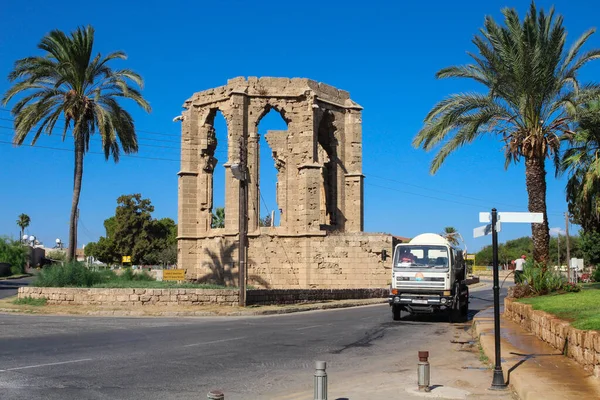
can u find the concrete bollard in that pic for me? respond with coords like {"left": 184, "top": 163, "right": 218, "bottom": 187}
{"left": 314, "top": 360, "right": 327, "bottom": 400}
{"left": 418, "top": 351, "right": 430, "bottom": 392}
{"left": 207, "top": 389, "right": 224, "bottom": 400}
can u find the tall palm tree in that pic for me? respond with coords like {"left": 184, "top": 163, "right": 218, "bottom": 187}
{"left": 2, "top": 26, "right": 151, "bottom": 261}
{"left": 413, "top": 2, "right": 600, "bottom": 264}
{"left": 16, "top": 214, "right": 30, "bottom": 241}
{"left": 561, "top": 100, "right": 600, "bottom": 232}
{"left": 441, "top": 226, "right": 460, "bottom": 246}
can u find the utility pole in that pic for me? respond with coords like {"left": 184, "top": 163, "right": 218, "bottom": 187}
{"left": 565, "top": 212, "right": 571, "bottom": 283}
{"left": 238, "top": 136, "right": 248, "bottom": 307}
{"left": 557, "top": 233, "right": 560, "bottom": 268}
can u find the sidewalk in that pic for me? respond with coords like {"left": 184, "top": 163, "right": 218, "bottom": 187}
{"left": 473, "top": 307, "right": 600, "bottom": 400}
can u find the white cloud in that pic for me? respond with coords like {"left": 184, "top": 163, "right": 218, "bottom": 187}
{"left": 550, "top": 227, "right": 566, "bottom": 236}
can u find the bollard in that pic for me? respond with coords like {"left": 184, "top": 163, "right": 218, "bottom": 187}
{"left": 314, "top": 360, "right": 327, "bottom": 400}
{"left": 417, "top": 351, "right": 430, "bottom": 392}
{"left": 207, "top": 389, "right": 224, "bottom": 400}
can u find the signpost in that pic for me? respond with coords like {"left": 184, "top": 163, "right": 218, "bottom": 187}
{"left": 163, "top": 269, "right": 185, "bottom": 281}
{"left": 474, "top": 209, "right": 543, "bottom": 390}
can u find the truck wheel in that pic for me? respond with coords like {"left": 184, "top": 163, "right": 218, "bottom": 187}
{"left": 392, "top": 306, "right": 402, "bottom": 321}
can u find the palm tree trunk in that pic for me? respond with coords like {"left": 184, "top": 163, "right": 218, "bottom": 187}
{"left": 67, "top": 137, "right": 85, "bottom": 262}
{"left": 525, "top": 156, "right": 550, "bottom": 264}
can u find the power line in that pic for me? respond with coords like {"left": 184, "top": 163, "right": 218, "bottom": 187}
{"left": 0, "top": 140, "right": 180, "bottom": 162}
{"left": 365, "top": 173, "right": 565, "bottom": 216}
{"left": 0, "top": 117, "right": 182, "bottom": 144}
{"left": 0, "top": 129, "right": 228, "bottom": 155}
{"left": 0, "top": 107, "right": 181, "bottom": 138}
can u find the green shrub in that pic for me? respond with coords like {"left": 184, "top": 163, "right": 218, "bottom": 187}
{"left": 118, "top": 268, "right": 154, "bottom": 282}
{"left": 0, "top": 237, "right": 28, "bottom": 275}
{"left": 521, "top": 260, "right": 566, "bottom": 296}
{"left": 593, "top": 267, "right": 600, "bottom": 282}
{"left": 34, "top": 262, "right": 111, "bottom": 287}
{"left": 561, "top": 282, "right": 582, "bottom": 293}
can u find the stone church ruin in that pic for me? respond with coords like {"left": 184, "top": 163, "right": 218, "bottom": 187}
{"left": 177, "top": 77, "right": 392, "bottom": 289}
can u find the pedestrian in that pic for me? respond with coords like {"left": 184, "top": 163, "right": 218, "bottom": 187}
{"left": 514, "top": 255, "right": 526, "bottom": 284}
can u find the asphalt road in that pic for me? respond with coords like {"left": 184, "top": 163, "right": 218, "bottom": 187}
{"left": 0, "top": 276, "right": 34, "bottom": 300}
{"left": 0, "top": 282, "right": 508, "bottom": 399}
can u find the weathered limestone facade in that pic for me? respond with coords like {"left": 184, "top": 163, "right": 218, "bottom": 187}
{"left": 178, "top": 77, "right": 392, "bottom": 288}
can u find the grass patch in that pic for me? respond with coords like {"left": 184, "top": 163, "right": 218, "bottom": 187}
{"left": 12, "top": 296, "right": 47, "bottom": 306}
{"left": 0, "top": 273, "right": 30, "bottom": 280}
{"left": 518, "top": 285, "right": 600, "bottom": 330}
{"left": 477, "top": 341, "right": 490, "bottom": 366}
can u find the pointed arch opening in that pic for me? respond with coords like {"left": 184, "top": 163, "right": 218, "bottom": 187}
{"left": 205, "top": 108, "right": 228, "bottom": 230}
{"left": 255, "top": 105, "right": 289, "bottom": 228}
{"left": 317, "top": 110, "right": 339, "bottom": 228}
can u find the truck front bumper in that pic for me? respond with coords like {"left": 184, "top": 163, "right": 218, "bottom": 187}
{"left": 388, "top": 293, "right": 453, "bottom": 311}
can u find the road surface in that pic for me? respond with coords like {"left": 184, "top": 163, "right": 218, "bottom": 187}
{"left": 0, "top": 281, "right": 510, "bottom": 399}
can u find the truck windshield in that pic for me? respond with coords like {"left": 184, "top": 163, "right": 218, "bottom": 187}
{"left": 393, "top": 245, "right": 449, "bottom": 271}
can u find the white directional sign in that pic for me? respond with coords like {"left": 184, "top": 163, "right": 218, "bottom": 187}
{"left": 479, "top": 212, "right": 491, "bottom": 223}
{"left": 479, "top": 211, "right": 543, "bottom": 224}
{"left": 473, "top": 222, "right": 501, "bottom": 238}
{"left": 497, "top": 212, "right": 543, "bottom": 223}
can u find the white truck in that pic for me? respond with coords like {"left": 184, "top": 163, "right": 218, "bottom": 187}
{"left": 388, "top": 233, "right": 469, "bottom": 322}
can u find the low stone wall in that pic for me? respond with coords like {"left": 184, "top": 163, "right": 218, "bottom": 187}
{"left": 246, "top": 288, "right": 388, "bottom": 305}
{"left": 18, "top": 287, "right": 388, "bottom": 307}
{"left": 18, "top": 287, "right": 238, "bottom": 306}
{"left": 504, "top": 297, "right": 600, "bottom": 377}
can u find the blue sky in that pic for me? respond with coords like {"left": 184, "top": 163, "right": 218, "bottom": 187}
{"left": 1, "top": 0, "right": 599, "bottom": 253}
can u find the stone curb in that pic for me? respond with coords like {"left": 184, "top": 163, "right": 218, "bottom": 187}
{"left": 0, "top": 298, "right": 387, "bottom": 318}
{"left": 0, "top": 274, "right": 32, "bottom": 281}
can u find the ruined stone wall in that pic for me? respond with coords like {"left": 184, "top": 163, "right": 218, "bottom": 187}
{"left": 178, "top": 77, "right": 381, "bottom": 289}
{"left": 505, "top": 297, "right": 600, "bottom": 378}
{"left": 191, "top": 231, "right": 393, "bottom": 289}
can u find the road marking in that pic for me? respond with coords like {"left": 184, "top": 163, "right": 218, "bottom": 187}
{"left": 0, "top": 358, "right": 92, "bottom": 372}
{"left": 295, "top": 324, "right": 328, "bottom": 331}
{"left": 183, "top": 336, "right": 247, "bottom": 347}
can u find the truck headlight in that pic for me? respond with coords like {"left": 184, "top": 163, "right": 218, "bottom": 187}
{"left": 440, "top": 298, "right": 447, "bottom": 304}
{"left": 393, "top": 297, "right": 401, "bottom": 303}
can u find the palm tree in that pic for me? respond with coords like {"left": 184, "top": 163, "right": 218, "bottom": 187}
{"left": 442, "top": 226, "right": 460, "bottom": 246}
{"left": 2, "top": 26, "right": 151, "bottom": 261}
{"left": 561, "top": 101, "right": 600, "bottom": 232}
{"left": 413, "top": 2, "right": 600, "bottom": 264}
{"left": 16, "top": 214, "right": 30, "bottom": 241}
{"left": 211, "top": 207, "right": 225, "bottom": 228}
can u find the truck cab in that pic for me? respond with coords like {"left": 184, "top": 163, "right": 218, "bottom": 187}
{"left": 388, "top": 233, "right": 468, "bottom": 322}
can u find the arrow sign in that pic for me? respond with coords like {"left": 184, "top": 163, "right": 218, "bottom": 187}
{"left": 497, "top": 212, "right": 543, "bottom": 223}
{"left": 473, "top": 221, "right": 501, "bottom": 238}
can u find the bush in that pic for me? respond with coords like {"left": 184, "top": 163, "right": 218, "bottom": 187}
{"left": 561, "top": 282, "right": 582, "bottom": 293}
{"left": 34, "top": 262, "right": 112, "bottom": 287}
{"left": 593, "top": 267, "right": 600, "bottom": 282}
{"left": 511, "top": 284, "right": 533, "bottom": 299}
{"left": 0, "top": 237, "right": 28, "bottom": 275}
{"left": 119, "top": 268, "right": 154, "bottom": 282}
{"left": 521, "top": 260, "right": 566, "bottom": 296}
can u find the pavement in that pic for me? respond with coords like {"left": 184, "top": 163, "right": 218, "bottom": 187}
{"left": 473, "top": 304, "right": 600, "bottom": 400}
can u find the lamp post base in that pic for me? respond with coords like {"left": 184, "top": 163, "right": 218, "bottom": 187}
{"left": 489, "top": 368, "right": 507, "bottom": 390}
